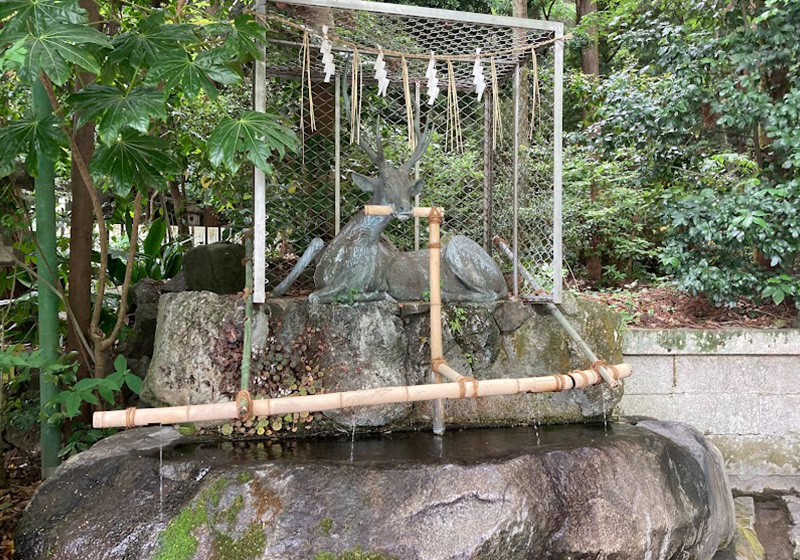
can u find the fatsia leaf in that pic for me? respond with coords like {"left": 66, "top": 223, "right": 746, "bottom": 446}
{"left": 0, "top": 113, "right": 66, "bottom": 176}
{"left": 146, "top": 52, "right": 240, "bottom": 98}
{"left": 69, "top": 85, "right": 166, "bottom": 144}
{"left": 204, "top": 15, "right": 266, "bottom": 61}
{"left": 107, "top": 11, "right": 196, "bottom": 67}
{"left": 0, "top": 0, "right": 86, "bottom": 35}
{"left": 207, "top": 111, "right": 298, "bottom": 174}
{"left": 19, "top": 23, "right": 111, "bottom": 85}
{"left": 90, "top": 130, "right": 181, "bottom": 195}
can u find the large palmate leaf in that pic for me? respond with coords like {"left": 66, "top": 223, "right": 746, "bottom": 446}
{"left": 147, "top": 51, "right": 240, "bottom": 99}
{"left": 0, "top": 0, "right": 86, "bottom": 35}
{"left": 90, "top": 130, "right": 181, "bottom": 195}
{"left": 204, "top": 14, "right": 267, "bottom": 61}
{"left": 207, "top": 111, "right": 298, "bottom": 174}
{"left": 69, "top": 85, "right": 167, "bottom": 145}
{"left": 3, "top": 23, "right": 111, "bottom": 85}
{"left": 0, "top": 113, "right": 66, "bottom": 176}
{"left": 107, "top": 10, "right": 196, "bottom": 67}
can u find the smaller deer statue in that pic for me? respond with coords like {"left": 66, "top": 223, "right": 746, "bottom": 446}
{"left": 273, "top": 72, "right": 507, "bottom": 304}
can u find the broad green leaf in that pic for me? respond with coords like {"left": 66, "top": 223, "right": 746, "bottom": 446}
{"left": 125, "top": 374, "right": 142, "bottom": 395}
{"left": 146, "top": 52, "right": 241, "bottom": 99}
{"left": 143, "top": 217, "right": 166, "bottom": 257}
{"left": 90, "top": 130, "right": 181, "bottom": 194}
{"left": 207, "top": 111, "right": 298, "bottom": 174}
{"left": 0, "top": 0, "right": 86, "bottom": 35}
{"left": 107, "top": 11, "right": 196, "bottom": 67}
{"left": 69, "top": 85, "right": 167, "bottom": 145}
{"left": 97, "top": 385, "right": 116, "bottom": 406}
{"left": 73, "top": 377, "right": 101, "bottom": 392}
{"left": 204, "top": 15, "right": 266, "bottom": 61}
{"left": 82, "top": 391, "right": 99, "bottom": 406}
{"left": 106, "top": 370, "right": 124, "bottom": 391}
{"left": 0, "top": 113, "right": 66, "bottom": 176}
{"left": 64, "top": 391, "right": 82, "bottom": 418}
{"left": 20, "top": 23, "right": 111, "bottom": 85}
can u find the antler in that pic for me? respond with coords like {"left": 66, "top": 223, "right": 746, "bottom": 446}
{"left": 342, "top": 63, "right": 384, "bottom": 167}
{"left": 402, "top": 118, "right": 433, "bottom": 172}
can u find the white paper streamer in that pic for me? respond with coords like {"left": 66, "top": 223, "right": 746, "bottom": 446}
{"left": 472, "top": 48, "right": 486, "bottom": 101}
{"left": 374, "top": 47, "right": 389, "bottom": 96}
{"left": 320, "top": 25, "right": 335, "bottom": 83}
{"left": 425, "top": 52, "right": 439, "bottom": 106}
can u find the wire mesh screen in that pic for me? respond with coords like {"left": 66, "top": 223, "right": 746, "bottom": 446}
{"left": 260, "top": 0, "right": 562, "bottom": 301}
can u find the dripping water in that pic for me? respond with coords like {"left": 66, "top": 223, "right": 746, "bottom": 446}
{"left": 600, "top": 384, "right": 608, "bottom": 433}
{"left": 533, "top": 397, "right": 541, "bottom": 446}
{"left": 158, "top": 424, "right": 164, "bottom": 525}
{"left": 349, "top": 413, "right": 356, "bottom": 462}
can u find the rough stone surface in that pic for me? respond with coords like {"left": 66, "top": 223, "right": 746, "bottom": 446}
{"left": 783, "top": 495, "right": 800, "bottom": 560}
{"left": 16, "top": 421, "right": 734, "bottom": 560}
{"left": 142, "top": 292, "right": 625, "bottom": 428}
{"left": 183, "top": 242, "right": 245, "bottom": 294}
{"left": 713, "top": 497, "right": 765, "bottom": 560}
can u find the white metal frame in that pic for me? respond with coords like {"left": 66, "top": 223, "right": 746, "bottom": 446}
{"left": 252, "top": 0, "right": 564, "bottom": 304}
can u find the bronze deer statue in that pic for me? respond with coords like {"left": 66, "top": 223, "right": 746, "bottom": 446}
{"left": 272, "top": 71, "right": 507, "bottom": 304}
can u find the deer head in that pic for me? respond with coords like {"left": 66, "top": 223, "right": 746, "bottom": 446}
{"left": 344, "top": 66, "right": 433, "bottom": 221}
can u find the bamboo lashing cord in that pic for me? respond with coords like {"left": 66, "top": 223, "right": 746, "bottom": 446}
{"left": 236, "top": 390, "right": 253, "bottom": 422}
{"left": 125, "top": 407, "right": 137, "bottom": 429}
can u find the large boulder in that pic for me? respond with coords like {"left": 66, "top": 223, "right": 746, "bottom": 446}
{"left": 142, "top": 292, "right": 625, "bottom": 428}
{"left": 16, "top": 421, "right": 735, "bottom": 560}
{"left": 183, "top": 242, "right": 245, "bottom": 294}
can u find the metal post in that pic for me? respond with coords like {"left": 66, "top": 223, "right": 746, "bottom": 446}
{"left": 414, "top": 81, "right": 421, "bottom": 251}
{"left": 241, "top": 231, "right": 253, "bottom": 391}
{"left": 512, "top": 63, "right": 520, "bottom": 298}
{"left": 252, "top": 0, "right": 267, "bottom": 303}
{"left": 33, "top": 77, "right": 61, "bottom": 478}
{"left": 334, "top": 73, "right": 341, "bottom": 235}
{"left": 552, "top": 26, "right": 564, "bottom": 304}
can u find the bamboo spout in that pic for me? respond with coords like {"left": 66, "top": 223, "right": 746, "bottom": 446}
{"left": 363, "top": 205, "right": 445, "bottom": 218}
{"left": 93, "top": 363, "right": 632, "bottom": 429}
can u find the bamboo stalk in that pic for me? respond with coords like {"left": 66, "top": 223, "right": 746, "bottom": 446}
{"left": 94, "top": 364, "right": 632, "bottom": 429}
{"left": 434, "top": 362, "right": 467, "bottom": 382}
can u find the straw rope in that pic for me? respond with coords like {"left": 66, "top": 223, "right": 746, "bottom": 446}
{"left": 528, "top": 46, "right": 541, "bottom": 140}
{"left": 301, "top": 30, "right": 316, "bottom": 131}
{"left": 251, "top": 11, "right": 570, "bottom": 61}
{"left": 490, "top": 57, "right": 502, "bottom": 149}
{"left": 401, "top": 55, "right": 416, "bottom": 149}
{"left": 446, "top": 59, "right": 463, "bottom": 152}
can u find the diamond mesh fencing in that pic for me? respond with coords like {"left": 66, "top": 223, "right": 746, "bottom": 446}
{"left": 260, "top": 0, "right": 561, "bottom": 300}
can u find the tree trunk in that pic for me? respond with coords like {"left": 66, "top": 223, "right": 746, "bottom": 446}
{"left": 169, "top": 180, "right": 189, "bottom": 238}
{"left": 67, "top": 0, "right": 99, "bottom": 420}
{"left": 577, "top": 0, "right": 603, "bottom": 285}
{"left": 576, "top": 0, "right": 600, "bottom": 77}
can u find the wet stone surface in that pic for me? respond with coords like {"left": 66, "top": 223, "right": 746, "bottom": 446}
{"left": 16, "top": 421, "right": 735, "bottom": 560}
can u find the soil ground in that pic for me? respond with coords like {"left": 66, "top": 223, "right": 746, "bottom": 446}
{"left": 581, "top": 285, "right": 799, "bottom": 329}
{"left": 1, "top": 451, "right": 40, "bottom": 560}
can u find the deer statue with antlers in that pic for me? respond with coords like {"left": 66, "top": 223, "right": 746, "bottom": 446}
{"left": 272, "top": 70, "right": 507, "bottom": 304}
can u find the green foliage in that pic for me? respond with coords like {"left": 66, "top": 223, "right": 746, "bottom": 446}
{"left": 50, "top": 355, "right": 141, "bottom": 421}
{"left": 69, "top": 85, "right": 167, "bottom": 144}
{"left": 0, "top": 112, "right": 66, "bottom": 177}
{"left": 207, "top": 111, "right": 299, "bottom": 175}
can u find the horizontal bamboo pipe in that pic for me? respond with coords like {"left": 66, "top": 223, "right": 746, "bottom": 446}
{"left": 363, "top": 205, "right": 445, "bottom": 218}
{"left": 94, "top": 363, "right": 631, "bottom": 429}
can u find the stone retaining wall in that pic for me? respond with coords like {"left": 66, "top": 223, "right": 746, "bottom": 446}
{"left": 620, "top": 328, "right": 800, "bottom": 493}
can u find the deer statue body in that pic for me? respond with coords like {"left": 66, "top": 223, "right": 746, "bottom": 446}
{"left": 272, "top": 74, "right": 507, "bottom": 304}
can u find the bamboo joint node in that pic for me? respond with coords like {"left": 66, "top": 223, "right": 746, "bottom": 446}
{"left": 457, "top": 376, "right": 479, "bottom": 399}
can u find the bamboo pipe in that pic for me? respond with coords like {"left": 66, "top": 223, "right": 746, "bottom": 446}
{"left": 94, "top": 364, "right": 632, "bottom": 429}
{"left": 434, "top": 362, "right": 468, "bottom": 382}
{"left": 363, "top": 205, "right": 445, "bottom": 218}
{"left": 493, "top": 236, "right": 621, "bottom": 389}
{"left": 428, "top": 206, "right": 445, "bottom": 435}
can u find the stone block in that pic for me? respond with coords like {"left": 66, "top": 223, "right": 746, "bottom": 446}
{"left": 759, "top": 395, "right": 800, "bottom": 436}
{"left": 623, "top": 355, "right": 675, "bottom": 395}
{"left": 619, "top": 393, "right": 759, "bottom": 435}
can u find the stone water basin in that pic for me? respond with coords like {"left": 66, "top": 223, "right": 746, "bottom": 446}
{"left": 16, "top": 420, "right": 734, "bottom": 560}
